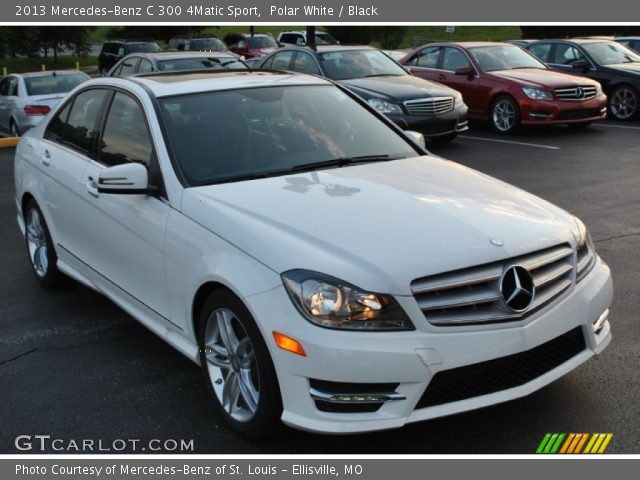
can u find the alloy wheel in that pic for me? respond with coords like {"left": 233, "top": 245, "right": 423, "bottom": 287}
{"left": 492, "top": 99, "right": 517, "bottom": 132}
{"left": 26, "top": 208, "right": 49, "bottom": 278}
{"left": 610, "top": 87, "right": 638, "bottom": 120}
{"left": 203, "top": 308, "right": 260, "bottom": 423}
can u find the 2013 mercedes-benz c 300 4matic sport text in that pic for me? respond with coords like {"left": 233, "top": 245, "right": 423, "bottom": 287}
{"left": 14, "top": 71, "right": 612, "bottom": 438}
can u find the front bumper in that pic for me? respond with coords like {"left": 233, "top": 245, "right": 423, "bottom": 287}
{"left": 519, "top": 94, "right": 608, "bottom": 125}
{"left": 245, "top": 257, "right": 612, "bottom": 434}
{"left": 388, "top": 105, "right": 469, "bottom": 138}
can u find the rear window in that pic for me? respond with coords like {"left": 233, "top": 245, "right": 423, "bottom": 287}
{"left": 188, "top": 38, "right": 227, "bottom": 51}
{"left": 24, "top": 73, "right": 88, "bottom": 96}
{"left": 127, "top": 42, "right": 161, "bottom": 53}
{"left": 158, "top": 57, "right": 246, "bottom": 71}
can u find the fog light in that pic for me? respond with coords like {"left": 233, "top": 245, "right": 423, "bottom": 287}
{"left": 273, "top": 331, "right": 306, "bottom": 356}
{"left": 592, "top": 309, "right": 609, "bottom": 334}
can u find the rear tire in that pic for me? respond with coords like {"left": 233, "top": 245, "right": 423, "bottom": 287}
{"left": 490, "top": 95, "right": 521, "bottom": 134}
{"left": 23, "top": 199, "right": 63, "bottom": 288}
{"left": 198, "top": 290, "right": 282, "bottom": 439}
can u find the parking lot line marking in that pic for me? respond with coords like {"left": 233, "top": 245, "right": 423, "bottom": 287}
{"left": 594, "top": 123, "right": 640, "bottom": 130}
{"left": 458, "top": 135, "right": 560, "bottom": 150}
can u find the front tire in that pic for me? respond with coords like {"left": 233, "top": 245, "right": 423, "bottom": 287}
{"left": 490, "top": 95, "right": 521, "bottom": 134}
{"left": 198, "top": 290, "right": 282, "bottom": 439}
{"left": 609, "top": 85, "right": 639, "bottom": 121}
{"left": 24, "top": 200, "right": 63, "bottom": 287}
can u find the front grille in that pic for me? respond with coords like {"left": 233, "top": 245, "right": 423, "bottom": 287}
{"left": 411, "top": 244, "right": 575, "bottom": 326}
{"left": 416, "top": 326, "right": 586, "bottom": 408}
{"left": 404, "top": 96, "right": 454, "bottom": 116}
{"left": 557, "top": 108, "right": 602, "bottom": 120}
{"left": 555, "top": 86, "right": 598, "bottom": 101}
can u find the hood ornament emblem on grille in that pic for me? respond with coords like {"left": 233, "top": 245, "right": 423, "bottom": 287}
{"left": 500, "top": 265, "right": 536, "bottom": 313}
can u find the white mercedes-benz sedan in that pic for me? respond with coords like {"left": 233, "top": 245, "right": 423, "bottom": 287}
{"left": 14, "top": 71, "right": 612, "bottom": 438}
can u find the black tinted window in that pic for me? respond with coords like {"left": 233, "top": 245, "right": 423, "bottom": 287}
{"left": 99, "top": 93, "right": 153, "bottom": 167}
{"left": 442, "top": 48, "right": 471, "bottom": 71}
{"left": 62, "top": 89, "right": 107, "bottom": 155}
{"left": 44, "top": 101, "right": 72, "bottom": 143}
{"left": 528, "top": 43, "right": 552, "bottom": 62}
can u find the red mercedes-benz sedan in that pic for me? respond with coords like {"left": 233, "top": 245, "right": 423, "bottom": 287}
{"left": 400, "top": 42, "right": 607, "bottom": 133}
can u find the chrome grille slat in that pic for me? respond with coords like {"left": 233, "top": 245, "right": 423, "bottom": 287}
{"left": 554, "top": 86, "right": 598, "bottom": 101}
{"left": 404, "top": 96, "right": 454, "bottom": 116}
{"left": 411, "top": 244, "right": 575, "bottom": 326}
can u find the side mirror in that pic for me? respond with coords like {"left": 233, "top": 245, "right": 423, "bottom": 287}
{"left": 97, "top": 163, "right": 150, "bottom": 195}
{"left": 572, "top": 59, "right": 590, "bottom": 71}
{"left": 455, "top": 66, "right": 476, "bottom": 76}
{"left": 404, "top": 130, "right": 426, "bottom": 149}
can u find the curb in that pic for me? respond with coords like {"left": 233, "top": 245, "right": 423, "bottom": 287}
{"left": 0, "top": 137, "right": 19, "bottom": 148}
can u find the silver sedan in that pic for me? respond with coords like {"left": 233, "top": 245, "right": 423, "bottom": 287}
{"left": 0, "top": 71, "right": 90, "bottom": 136}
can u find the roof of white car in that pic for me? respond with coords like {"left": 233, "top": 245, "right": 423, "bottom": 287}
{"left": 127, "top": 71, "right": 331, "bottom": 97}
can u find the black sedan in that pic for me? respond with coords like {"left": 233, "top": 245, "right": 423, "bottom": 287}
{"left": 256, "top": 45, "right": 469, "bottom": 142}
{"left": 526, "top": 38, "right": 640, "bottom": 120}
{"left": 108, "top": 51, "right": 248, "bottom": 77}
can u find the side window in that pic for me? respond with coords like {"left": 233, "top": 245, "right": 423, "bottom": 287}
{"left": 279, "top": 34, "right": 296, "bottom": 44}
{"left": 554, "top": 44, "right": 585, "bottom": 65}
{"left": 271, "top": 51, "right": 294, "bottom": 70}
{"left": 119, "top": 57, "right": 140, "bottom": 76}
{"left": 44, "top": 101, "right": 72, "bottom": 143}
{"left": 528, "top": 43, "right": 552, "bottom": 62}
{"left": 261, "top": 56, "right": 275, "bottom": 69}
{"left": 292, "top": 52, "right": 320, "bottom": 75}
{"left": 99, "top": 92, "right": 153, "bottom": 167}
{"left": 116, "top": 46, "right": 126, "bottom": 57}
{"left": 62, "top": 89, "right": 108, "bottom": 155}
{"left": 137, "top": 59, "right": 154, "bottom": 73}
{"left": 236, "top": 40, "right": 247, "bottom": 49}
{"left": 6, "top": 77, "right": 19, "bottom": 96}
{"left": 408, "top": 47, "right": 441, "bottom": 68}
{"left": 0, "top": 78, "right": 8, "bottom": 96}
{"left": 442, "top": 48, "right": 471, "bottom": 71}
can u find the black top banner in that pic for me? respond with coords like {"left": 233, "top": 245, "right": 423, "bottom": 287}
{"left": 5, "top": 0, "right": 640, "bottom": 22}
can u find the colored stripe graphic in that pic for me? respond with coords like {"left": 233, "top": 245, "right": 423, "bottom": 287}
{"left": 537, "top": 433, "right": 613, "bottom": 454}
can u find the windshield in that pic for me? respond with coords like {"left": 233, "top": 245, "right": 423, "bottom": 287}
{"left": 159, "top": 85, "right": 418, "bottom": 186}
{"left": 469, "top": 45, "right": 547, "bottom": 72}
{"left": 582, "top": 41, "right": 640, "bottom": 65}
{"left": 127, "top": 42, "right": 161, "bottom": 53}
{"left": 189, "top": 38, "right": 227, "bottom": 52}
{"left": 318, "top": 49, "right": 407, "bottom": 80}
{"left": 248, "top": 36, "right": 278, "bottom": 49}
{"left": 158, "top": 57, "right": 247, "bottom": 72}
{"left": 24, "top": 73, "right": 88, "bottom": 96}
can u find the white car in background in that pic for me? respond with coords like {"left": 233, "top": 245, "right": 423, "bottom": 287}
{"left": 14, "top": 71, "right": 612, "bottom": 438}
{"left": 0, "top": 71, "right": 90, "bottom": 136}
{"left": 277, "top": 30, "right": 339, "bottom": 46}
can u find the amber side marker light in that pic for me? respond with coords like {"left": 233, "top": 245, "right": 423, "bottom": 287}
{"left": 273, "top": 331, "right": 306, "bottom": 356}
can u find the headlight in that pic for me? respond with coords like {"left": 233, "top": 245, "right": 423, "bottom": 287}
{"left": 281, "top": 270, "right": 414, "bottom": 331}
{"left": 573, "top": 217, "right": 597, "bottom": 282}
{"left": 367, "top": 98, "right": 403, "bottom": 115}
{"left": 522, "top": 86, "right": 554, "bottom": 100}
{"left": 454, "top": 92, "right": 465, "bottom": 108}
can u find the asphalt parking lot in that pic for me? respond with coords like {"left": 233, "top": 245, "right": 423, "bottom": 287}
{"left": 1, "top": 121, "right": 639, "bottom": 454}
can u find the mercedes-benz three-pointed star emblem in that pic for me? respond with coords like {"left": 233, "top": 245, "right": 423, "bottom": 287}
{"left": 500, "top": 265, "right": 535, "bottom": 312}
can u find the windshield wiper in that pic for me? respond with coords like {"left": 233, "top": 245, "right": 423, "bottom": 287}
{"left": 291, "top": 154, "right": 404, "bottom": 172}
{"left": 362, "top": 73, "right": 403, "bottom": 78}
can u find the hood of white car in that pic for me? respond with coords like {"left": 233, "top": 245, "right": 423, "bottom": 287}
{"left": 182, "top": 156, "right": 577, "bottom": 295}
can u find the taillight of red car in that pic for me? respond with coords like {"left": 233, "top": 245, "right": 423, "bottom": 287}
{"left": 24, "top": 105, "right": 51, "bottom": 116}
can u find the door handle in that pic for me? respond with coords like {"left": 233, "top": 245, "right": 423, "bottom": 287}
{"left": 437, "top": 74, "right": 447, "bottom": 81}
{"left": 86, "top": 176, "right": 100, "bottom": 198}
{"left": 41, "top": 149, "right": 51, "bottom": 166}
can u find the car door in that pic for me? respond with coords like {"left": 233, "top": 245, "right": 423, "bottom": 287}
{"left": 403, "top": 46, "right": 442, "bottom": 82}
{"left": 38, "top": 88, "right": 110, "bottom": 257}
{"left": 0, "top": 76, "right": 19, "bottom": 130}
{"left": 79, "top": 90, "right": 171, "bottom": 319}
{"left": 437, "top": 47, "right": 490, "bottom": 116}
